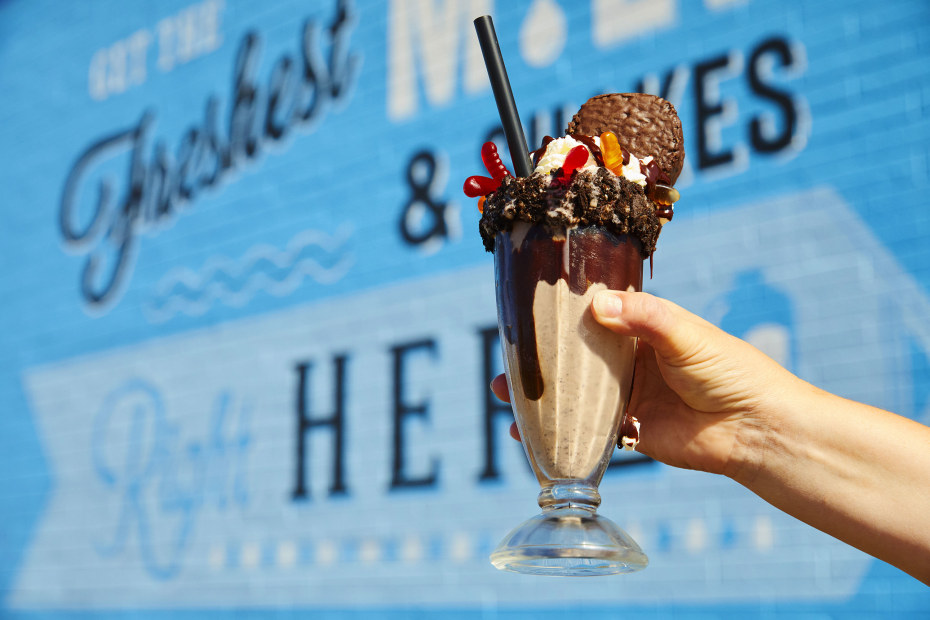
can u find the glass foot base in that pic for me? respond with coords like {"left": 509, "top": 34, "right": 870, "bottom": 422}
{"left": 490, "top": 507, "right": 648, "bottom": 576}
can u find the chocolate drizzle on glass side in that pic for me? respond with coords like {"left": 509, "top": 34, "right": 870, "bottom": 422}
{"left": 496, "top": 227, "right": 558, "bottom": 400}
{"left": 619, "top": 414, "right": 640, "bottom": 450}
{"left": 496, "top": 225, "right": 643, "bottom": 401}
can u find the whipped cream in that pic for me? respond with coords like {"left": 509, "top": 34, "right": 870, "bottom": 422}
{"left": 620, "top": 155, "right": 650, "bottom": 187}
{"left": 534, "top": 136, "right": 600, "bottom": 175}
{"left": 534, "top": 135, "right": 652, "bottom": 188}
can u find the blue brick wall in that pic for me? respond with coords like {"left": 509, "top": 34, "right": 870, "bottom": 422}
{"left": 0, "top": 0, "right": 929, "bottom": 617}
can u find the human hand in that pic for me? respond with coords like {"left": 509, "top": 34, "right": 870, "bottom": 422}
{"left": 493, "top": 290, "right": 804, "bottom": 481}
{"left": 493, "top": 290, "right": 930, "bottom": 582}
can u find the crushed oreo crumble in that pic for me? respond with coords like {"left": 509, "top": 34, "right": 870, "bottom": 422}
{"left": 479, "top": 168, "right": 661, "bottom": 257}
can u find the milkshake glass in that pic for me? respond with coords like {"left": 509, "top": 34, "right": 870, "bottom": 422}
{"left": 490, "top": 221, "right": 648, "bottom": 576}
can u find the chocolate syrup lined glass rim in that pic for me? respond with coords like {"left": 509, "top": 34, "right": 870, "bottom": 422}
{"left": 496, "top": 225, "right": 643, "bottom": 401}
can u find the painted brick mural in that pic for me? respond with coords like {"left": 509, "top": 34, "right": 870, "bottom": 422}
{"left": 1, "top": 0, "right": 929, "bottom": 617}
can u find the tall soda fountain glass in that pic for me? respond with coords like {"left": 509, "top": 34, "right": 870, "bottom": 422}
{"left": 490, "top": 222, "right": 648, "bottom": 576}
{"left": 470, "top": 13, "right": 681, "bottom": 577}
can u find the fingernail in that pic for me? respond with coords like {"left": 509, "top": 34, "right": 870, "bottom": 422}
{"left": 593, "top": 291, "right": 623, "bottom": 318}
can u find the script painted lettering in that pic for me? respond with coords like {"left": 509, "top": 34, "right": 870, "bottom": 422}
{"left": 61, "top": 0, "right": 361, "bottom": 310}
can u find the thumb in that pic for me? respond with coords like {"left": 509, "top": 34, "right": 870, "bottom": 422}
{"left": 591, "top": 290, "right": 707, "bottom": 364}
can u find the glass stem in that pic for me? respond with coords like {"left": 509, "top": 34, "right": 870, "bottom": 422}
{"left": 537, "top": 481, "right": 601, "bottom": 512}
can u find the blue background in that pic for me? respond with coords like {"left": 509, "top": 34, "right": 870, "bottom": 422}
{"left": 1, "top": 0, "right": 928, "bottom": 616}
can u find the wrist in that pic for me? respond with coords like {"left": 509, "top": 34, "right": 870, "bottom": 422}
{"left": 722, "top": 368, "right": 816, "bottom": 487}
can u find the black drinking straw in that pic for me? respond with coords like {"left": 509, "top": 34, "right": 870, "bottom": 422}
{"left": 473, "top": 15, "right": 533, "bottom": 178}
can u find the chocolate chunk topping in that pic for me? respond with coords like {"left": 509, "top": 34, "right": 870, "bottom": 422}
{"left": 566, "top": 93, "right": 684, "bottom": 184}
{"left": 478, "top": 169, "right": 661, "bottom": 257}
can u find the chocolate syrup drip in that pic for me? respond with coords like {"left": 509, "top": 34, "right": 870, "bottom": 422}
{"left": 619, "top": 145, "right": 631, "bottom": 166}
{"left": 496, "top": 228, "right": 558, "bottom": 400}
{"left": 569, "top": 134, "right": 604, "bottom": 167}
{"left": 619, "top": 414, "right": 640, "bottom": 449}
{"left": 633, "top": 153, "right": 672, "bottom": 205}
{"left": 496, "top": 226, "right": 643, "bottom": 401}
{"left": 641, "top": 160, "right": 661, "bottom": 187}
{"left": 529, "top": 136, "right": 555, "bottom": 166}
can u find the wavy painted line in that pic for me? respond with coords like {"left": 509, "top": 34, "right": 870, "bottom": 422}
{"left": 144, "top": 225, "right": 354, "bottom": 323}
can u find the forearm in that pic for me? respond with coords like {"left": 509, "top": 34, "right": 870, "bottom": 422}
{"left": 733, "top": 377, "right": 930, "bottom": 584}
{"left": 590, "top": 290, "right": 930, "bottom": 581}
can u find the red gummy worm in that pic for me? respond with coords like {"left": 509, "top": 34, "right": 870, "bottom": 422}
{"left": 559, "top": 145, "right": 590, "bottom": 181}
{"left": 463, "top": 175, "right": 501, "bottom": 197}
{"left": 481, "top": 142, "right": 512, "bottom": 179}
